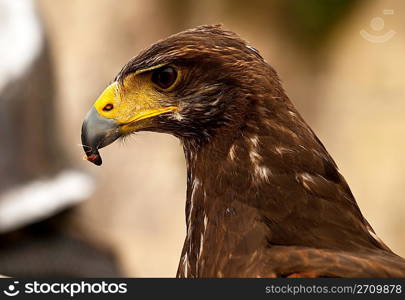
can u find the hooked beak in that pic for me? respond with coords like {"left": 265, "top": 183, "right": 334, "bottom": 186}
{"left": 81, "top": 107, "right": 121, "bottom": 166}
{"left": 81, "top": 77, "right": 178, "bottom": 166}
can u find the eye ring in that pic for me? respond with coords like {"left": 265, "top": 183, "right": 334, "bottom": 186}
{"left": 103, "top": 103, "right": 114, "bottom": 111}
{"left": 151, "top": 66, "right": 178, "bottom": 90}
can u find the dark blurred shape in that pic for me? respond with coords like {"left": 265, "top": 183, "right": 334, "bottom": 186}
{"left": 0, "top": 0, "right": 121, "bottom": 277}
{"left": 0, "top": 210, "right": 120, "bottom": 277}
{"left": 0, "top": 43, "right": 62, "bottom": 187}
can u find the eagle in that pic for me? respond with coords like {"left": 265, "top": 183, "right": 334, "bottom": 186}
{"left": 81, "top": 25, "right": 405, "bottom": 277}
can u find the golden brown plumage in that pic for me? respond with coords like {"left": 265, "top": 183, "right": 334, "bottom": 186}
{"left": 81, "top": 25, "right": 405, "bottom": 277}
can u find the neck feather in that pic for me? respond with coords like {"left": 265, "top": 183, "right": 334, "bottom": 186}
{"left": 178, "top": 96, "right": 338, "bottom": 277}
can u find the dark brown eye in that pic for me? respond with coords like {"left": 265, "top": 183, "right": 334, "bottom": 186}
{"left": 151, "top": 66, "right": 177, "bottom": 89}
{"left": 103, "top": 103, "right": 114, "bottom": 111}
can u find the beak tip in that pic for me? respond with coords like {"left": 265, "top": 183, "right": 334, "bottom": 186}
{"left": 85, "top": 153, "right": 103, "bottom": 166}
{"left": 81, "top": 106, "right": 120, "bottom": 167}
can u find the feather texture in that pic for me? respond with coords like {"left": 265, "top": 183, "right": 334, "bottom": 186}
{"left": 115, "top": 25, "right": 405, "bottom": 277}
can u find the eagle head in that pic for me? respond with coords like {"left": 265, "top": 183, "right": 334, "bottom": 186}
{"left": 81, "top": 25, "right": 281, "bottom": 165}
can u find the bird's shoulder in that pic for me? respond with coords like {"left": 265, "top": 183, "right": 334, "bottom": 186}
{"left": 261, "top": 246, "right": 405, "bottom": 277}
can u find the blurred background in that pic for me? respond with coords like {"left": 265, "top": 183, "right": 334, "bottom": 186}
{"left": 0, "top": 0, "right": 404, "bottom": 277}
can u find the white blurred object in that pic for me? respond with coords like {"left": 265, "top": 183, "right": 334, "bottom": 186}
{"left": 0, "top": 0, "right": 42, "bottom": 92}
{"left": 0, "top": 171, "right": 95, "bottom": 233}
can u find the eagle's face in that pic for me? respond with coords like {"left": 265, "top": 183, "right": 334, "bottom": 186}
{"left": 81, "top": 25, "right": 272, "bottom": 165}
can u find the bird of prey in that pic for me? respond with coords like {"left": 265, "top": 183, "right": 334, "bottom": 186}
{"left": 81, "top": 25, "right": 405, "bottom": 277}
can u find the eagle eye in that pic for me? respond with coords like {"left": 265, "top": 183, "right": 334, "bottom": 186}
{"left": 151, "top": 66, "right": 177, "bottom": 90}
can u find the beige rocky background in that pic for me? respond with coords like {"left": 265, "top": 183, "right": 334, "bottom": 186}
{"left": 35, "top": 0, "right": 404, "bottom": 276}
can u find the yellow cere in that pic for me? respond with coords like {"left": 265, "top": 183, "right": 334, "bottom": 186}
{"left": 93, "top": 73, "right": 177, "bottom": 124}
